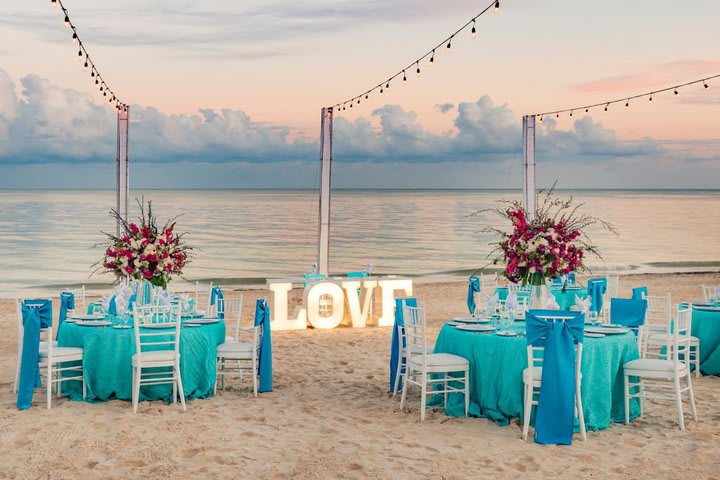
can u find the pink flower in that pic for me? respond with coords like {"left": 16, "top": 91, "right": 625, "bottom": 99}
{"left": 143, "top": 269, "right": 153, "bottom": 279}
{"left": 129, "top": 223, "right": 139, "bottom": 235}
{"left": 125, "top": 265, "right": 135, "bottom": 274}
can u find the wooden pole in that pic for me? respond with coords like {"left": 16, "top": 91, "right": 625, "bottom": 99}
{"left": 116, "top": 107, "right": 129, "bottom": 234}
{"left": 317, "top": 107, "right": 333, "bottom": 276}
{"left": 522, "top": 114, "right": 536, "bottom": 220}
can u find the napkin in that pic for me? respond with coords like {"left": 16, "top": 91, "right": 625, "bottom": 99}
{"left": 545, "top": 295, "right": 560, "bottom": 310}
{"left": 575, "top": 295, "right": 591, "bottom": 314}
{"left": 156, "top": 290, "right": 172, "bottom": 307}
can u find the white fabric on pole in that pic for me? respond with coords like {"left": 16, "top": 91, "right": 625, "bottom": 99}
{"left": 116, "top": 108, "right": 130, "bottom": 235}
{"left": 522, "top": 115, "right": 536, "bottom": 220}
{"left": 317, "top": 107, "right": 333, "bottom": 276}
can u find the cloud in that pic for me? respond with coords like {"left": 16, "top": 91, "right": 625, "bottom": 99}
{"left": 0, "top": 69, "right": 667, "bottom": 170}
{"left": 435, "top": 103, "right": 454, "bottom": 113}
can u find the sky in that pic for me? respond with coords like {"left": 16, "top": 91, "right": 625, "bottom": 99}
{"left": 0, "top": 0, "right": 719, "bottom": 189}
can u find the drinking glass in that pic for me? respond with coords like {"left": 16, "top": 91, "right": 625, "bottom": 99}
{"left": 589, "top": 311, "right": 599, "bottom": 326}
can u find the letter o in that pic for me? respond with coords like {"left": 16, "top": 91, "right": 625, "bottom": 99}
{"left": 306, "top": 282, "right": 345, "bottom": 329}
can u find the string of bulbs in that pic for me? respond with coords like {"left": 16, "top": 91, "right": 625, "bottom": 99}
{"left": 50, "top": 0, "right": 127, "bottom": 112}
{"left": 533, "top": 73, "right": 719, "bottom": 121}
{"left": 330, "top": 0, "right": 501, "bottom": 112}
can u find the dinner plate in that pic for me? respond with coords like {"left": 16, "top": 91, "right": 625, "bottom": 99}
{"left": 452, "top": 317, "right": 491, "bottom": 324}
{"left": 112, "top": 325, "right": 132, "bottom": 329}
{"left": 585, "top": 327, "right": 630, "bottom": 335}
{"left": 77, "top": 320, "right": 111, "bottom": 327}
{"left": 184, "top": 318, "right": 220, "bottom": 325}
{"left": 455, "top": 324, "right": 495, "bottom": 332}
{"left": 70, "top": 314, "right": 105, "bottom": 321}
{"left": 181, "top": 313, "right": 204, "bottom": 319}
{"left": 585, "top": 332, "right": 606, "bottom": 338}
{"left": 183, "top": 324, "right": 201, "bottom": 328}
{"left": 447, "top": 321, "right": 462, "bottom": 326}
{"left": 495, "top": 330, "right": 517, "bottom": 337}
{"left": 693, "top": 305, "right": 720, "bottom": 312}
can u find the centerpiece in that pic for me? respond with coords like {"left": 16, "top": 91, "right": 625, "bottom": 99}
{"left": 482, "top": 185, "right": 615, "bottom": 308}
{"left": 95, "top": 199, "right": 192, "bottom": 294}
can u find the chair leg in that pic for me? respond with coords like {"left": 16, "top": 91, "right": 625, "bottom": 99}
{"left": 420, "top": 372, "right": 427, "bottom": 421}
{"left": 82, "top": 369, "right": 87, "bottom": 400}
{"left": 252, "top": 357, "right": 258, "bottom": 398}
{"left": 13, "top": 356, "right": 20, "bottom": 394}
{"left": 693, "top": 345, "right": 701, "bottom": 379}
{"left": 674, "top": 375, "right": 685, "bottom": 431}
{"left": 624, "top": 374, "right": 630, "bottom": 425}
{"left": 522, "top": 382, "right": 532, "bottom": 441}
{"left": 687, "top": 371, "right": 698, "bottom": 422}
{"left": 443, "top": 373, "right": 448, "bottom": 409}
{"left": 172, "top": 368, "right": 177, "bottom": 405}
{"left": 175, "top": 362, "right": 186, "bottom": 411}
{"left": 47, "top": 362, "right": 53, "bottom": 410}
{"left": 221, "top": 360, "right": 226, "bottom": 391}
{"left": 576, "top": 382, "right": 587, "bottom": 441}
{"left": 399, "top": 368, "right": 409, "bottom": 411}
{"left": 56, "top": 366, "right": 62, "bottom": 398}
{"left": 213, "top": 358, "right": 219, "bottom": 395}
{"left": 132, "top": 366, "right": 140, "bottom": 413}
{"left": 464, "top": 369, "right": 469, "bottom": 418}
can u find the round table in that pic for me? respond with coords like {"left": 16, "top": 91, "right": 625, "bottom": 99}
{"left": 57, "top": 318, "right": 225, "bottom": 403}
{"left": 433, "top": 321, "right": 640, "bottom": 430}
{"left": 691, "top": 304, "right": 720, "bottom": 375}
{"left": 495, "top": 286, "right": 588, "bottom": 310}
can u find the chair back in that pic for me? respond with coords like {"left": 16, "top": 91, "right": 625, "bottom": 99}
{"left": 671, "top": 304, "right": 692, "bottom": 369}
{"left": 195, "top": 281, "right": 213, "bottom": 312}
{"left": 402, "top": 303, "right": 426, "bottom": 368}
{"left": 701, "top": 284, "right": 719, "bottom": 303}
{"left": 525, "top": 313, "right": 583, "bottom": 382}
{"left": 132, "top": 304, "right": 181, "bottom": 360}
{"left": 643, "top": 293, "right": 671, "bottom": 331}
{"left": 605, "top": 275, "right": 619, "bottom": 298}
{"left": 218, "top": 295, "right": 244, "bottom": 342}
{"left": 480, "top": 273, "right": 498, "bottom": 292}
{"left": 61, "top": 286, "right": 86, "bottom": 312}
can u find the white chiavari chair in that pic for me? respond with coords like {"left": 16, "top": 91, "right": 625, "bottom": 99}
{"left": 194, "top": 281, "right": 213, "bottom": 314}
{"left": 624, "top": 304, "right": 698, "bottom": 430}
{"left": 131, "top": 304, "right": 185, "bottom": 413}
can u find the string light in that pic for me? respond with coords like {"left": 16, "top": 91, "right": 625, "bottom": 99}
{"left": 52, "top": 0, "right": 124, "bottom": 112}
{"left": 531, "top": 73, "right": 720, "bottom": 118}
{"left": 494, "top": 1, "right": 500, "bottom": 12}
{"left": 330, "top": 0, "right": 498, "bottom": 111}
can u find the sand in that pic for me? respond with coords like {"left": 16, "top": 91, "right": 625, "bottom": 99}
{"left": 1, "top": 271, "right": 719, "bottom": 479}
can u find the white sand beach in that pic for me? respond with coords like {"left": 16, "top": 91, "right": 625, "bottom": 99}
{"left": 1, "top": 272, "right": 719, "bottom": 479}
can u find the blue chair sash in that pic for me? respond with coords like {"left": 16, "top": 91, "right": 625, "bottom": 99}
{"left": 59, "top": 292, "right": 75, "bottom": 327}
{"left": 346, "top": 271, "right": 369, "bottom": 278}
{"left": 389, "top": 297, "right": 416, "bottom": 392}
{"left": 210, "top": 286, "right": 224, "bottom": 319}
{"left": 254, "top": 299, "right": 272, "bottom": 393}
{"left": 467, "top": 276, "right": 481, "bottom": 315}
{"left": 610, "top": 298, "right": 647, "bottom": 331}
{"left": 526, "top": 309, "right": 584, "bottom": 445}
{"left": 587, "top": 278, "right": 608, "bottom": 313}
{"left": 108, "top": 296, "right": 117, "bottom": 315}
{"left": 631, "top": 286, "right": 648, "bottom": 301}
{"left": 567, "top": 273, "right": 576, "bottom": 285}
{"left": 17, "top": 299, "right": 53, "bottom": 410}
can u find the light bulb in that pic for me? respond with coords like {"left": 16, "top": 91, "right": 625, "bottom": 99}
{"left": 429, "top": 50, "right": 435, "bottom": 65}
{"left": 83, "top": 61, "right": 88, "bottom": 71}
{"left": 471, "top": 21, "right": 477, "bottom": 39}
{"left": 585, "top": 108, "right": 589, "bottom": 113}
{"left": 704, "top": 81, "right": 709, "bottom": 89}
{"left": 380, "top": 87, "right": 383, "bottom": 94}
{"left": 494, "top": 0, "right": 500, "bottom": 12}
{"left": 570, "top": 111, "right": 573, "bottom": 117}
{"left": 446, "top": 38, "right": 452, "bottom": 52}
{"left": 403, "top": 70, "right": 407, "bottom": 82}
{"left": 64, "top": 15, "right": 70, "bottom": 27}
{"left": 674, "top": 89, "right": 679, "bottom": 95}
{"left": 625, "top": 100, "right": 629, "bottom": 107}
{"left": 416, "top": 63, "right": 420, "bottom": 78}
{"left": 50, "top": 0, "right": 58, "bottom": 8}
{"left": 604, "top": 103, "right": 609, "bottom": 111}
{"left": 365, "top": 94, "right": 368, "bottom": 99}
{"left": 649, "top": 96, "right": 653, "bottom": 102}
{"left": 385, "top": 81, "right": 389, "bottom": 89}
{"left": 71, "top": 32, "right": 77, "bottom": 44}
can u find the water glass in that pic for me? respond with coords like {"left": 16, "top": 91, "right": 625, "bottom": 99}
{"left": 589, "top": 311, "right": 599, "bottom": 326}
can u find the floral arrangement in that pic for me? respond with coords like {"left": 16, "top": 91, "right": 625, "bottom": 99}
{"left": 96, "top": 199, "right": 192, "bottom": 288}
{"left": 481, "top": 184, "right": 615, "bottom": 285}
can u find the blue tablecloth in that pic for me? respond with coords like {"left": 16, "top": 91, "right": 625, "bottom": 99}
{"left": 691, "top": 305, "right": 720, "bottom": 375}
{"left": 433, "top": 322, "right": 640, "bottom": 430}
{"left": 58, "top": 318, "right": 225, "bottom": 402}
{"left": 495, "top": 286, "right": 588, "bottom": 311}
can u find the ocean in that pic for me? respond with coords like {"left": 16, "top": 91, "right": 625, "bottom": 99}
{"left": 0, "top": 189, "right": 718, "bottom": 297}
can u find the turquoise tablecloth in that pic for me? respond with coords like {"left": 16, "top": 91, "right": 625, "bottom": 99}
{"left": 495, "top": 286, "right": 588, "bottom": 311}
{"left": 58, "top": 319, "right": 225, "bottom": 402}
{"left": 433, "top": 322, "right": 640, "bottom": 430}
{"left": 692, "top": 306, "right": 720, "bottom": 375}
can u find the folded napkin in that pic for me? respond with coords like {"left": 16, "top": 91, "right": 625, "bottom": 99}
{"left": 545, "top": 295, "right": 560, "bottom": 310}
{"left": 575, "top": 295, "right": 591, "bottom": 315}
{"left": 467, "top": 276, "right": 481, "bottom": 315}
{"left": 17, "top": 299, "right": 53, "bottom": 410}
{"left": 390, "top": 297, "right": 416, "bottom": 392}
{"left": 254, "top": 299, "right": 272, "bottom": 393}
{"left": 156, "top": 290, "right": 172, "bottom": 307}
{"left": 59, "top": 291, "right": 75, "bottom": 327}
{"left": 526, "top": 310, "right": 584, "bottom": 445}
{"left": 631, "top": 286, "right": 648, "bottom": 301}
{"left": 567, "top": 273, "right": 576, "bottom": 285}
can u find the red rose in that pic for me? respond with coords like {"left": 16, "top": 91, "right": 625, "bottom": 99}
{"left": 143, "top": 269, "right": 153, "bottom": 279}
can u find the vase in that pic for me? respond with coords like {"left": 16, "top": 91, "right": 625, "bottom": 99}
{"left": 530, "top": 284, "right": 548, "bottom": 310}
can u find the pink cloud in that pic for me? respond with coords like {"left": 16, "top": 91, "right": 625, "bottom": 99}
{"left": 571, "top": 59, "right": 720, "bottom": 95}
